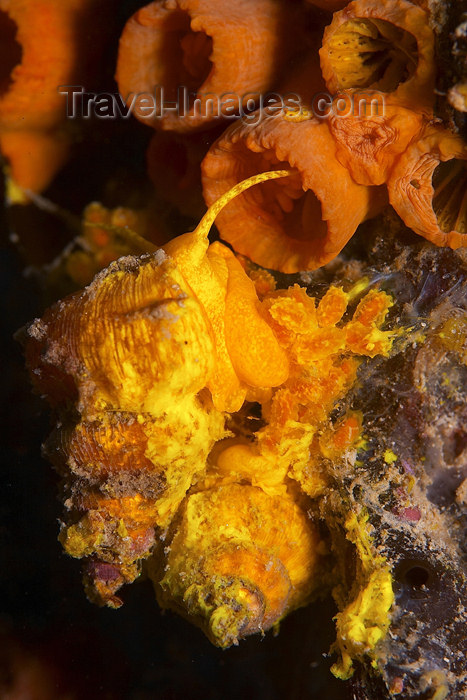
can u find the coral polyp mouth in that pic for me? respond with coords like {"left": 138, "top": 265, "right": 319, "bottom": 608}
{"left": 0, "top": 11, "right": 22, "bottom": 97}
{"left": 293, "top": 190, "right": 327, "bottom": 241}
{"left": 432, "top": 159, "right": 467, "bottom": 234}
{"left": 161, "top": 10, "right": 213, "bottom": 102}
{"left": 180, "top": 28, "right": 213, "bottom": 87}
{"left": 326, "top": 18, "right": 417, "bottom": 92}
{"left": 222, "top": 145, "right": 327, "bottom": 247}
{"left": 251, "top": 159, "right": 321, "bottom": 238}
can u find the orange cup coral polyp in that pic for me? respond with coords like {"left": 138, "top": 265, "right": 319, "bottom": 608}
{"left": 201, "top": 111, "right": 387, "bottom": 273}
{"left": 0, "top": 0, "right": 100, "bottom": 193}
{"left": 116, "top": 0, "right": 302, "bottom": 132}
{"left": 319, "top": 0, "right": 435, "bottom": 113}
{"left": 388, "top": 127, "right": 467, "bottom": 248}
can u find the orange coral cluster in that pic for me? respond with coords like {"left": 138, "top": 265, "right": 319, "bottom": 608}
{"left": 200, "top": 0, "right": 467, "bottom": 270}
{"left": 2, "top": 0, "right": 465, "bottom": 262}
{"left": 62, "top": 202, "right": 154, "bottom": 288}
{"left": 116, "top": 0, "right": 466, "bottom": 270}
{"left": 23, "top": 175, "right": 395, "bottom": 644}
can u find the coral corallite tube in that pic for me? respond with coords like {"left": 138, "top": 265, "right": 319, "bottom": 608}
{"left": 202, "top": 110, "right": 388, "bottom": 272}
{"left": 116, "top": 0, "right": 304, "bottom": 132}
{"left": 388, "top": 126, "right": 467, "bottom": 249}
{"left": 319, "top": 0, "right": 435, "bottom": 114}
{"left": 0, "top": 0, "right": 100, "bottom": 193}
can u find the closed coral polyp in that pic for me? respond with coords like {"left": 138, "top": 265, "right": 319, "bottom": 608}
{"left": 327, "top": 100, "right": 425, "bottom": 186}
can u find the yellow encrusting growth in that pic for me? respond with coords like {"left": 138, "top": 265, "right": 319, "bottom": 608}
{"left": 331, "top": 511, "right": 395, "bottom": 680}
{"left": 384, "top": 449, "right": 398, "bottom": 464}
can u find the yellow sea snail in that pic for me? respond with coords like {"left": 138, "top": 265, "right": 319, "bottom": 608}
{"left": 23, "top": 172, "right": 396, "bottom": 656}
{"left": 22, "top": 171, "right": 293, "bottom": 605}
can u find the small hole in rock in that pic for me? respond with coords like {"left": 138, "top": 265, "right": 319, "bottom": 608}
{"left": 400, "top": 564, "right": 430, "bottom": 588}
